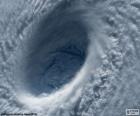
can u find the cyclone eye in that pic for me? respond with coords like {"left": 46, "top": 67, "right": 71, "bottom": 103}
{"left": 24, "top": 1, "right": 89, "bottom": 95}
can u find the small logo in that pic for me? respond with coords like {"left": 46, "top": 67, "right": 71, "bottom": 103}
{"left": 126, "top": 109, "right": 139, "bottom": 115}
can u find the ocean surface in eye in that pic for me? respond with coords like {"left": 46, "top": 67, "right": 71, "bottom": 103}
{"left": 0, "top": 0, "right": 140, "bottom": 116}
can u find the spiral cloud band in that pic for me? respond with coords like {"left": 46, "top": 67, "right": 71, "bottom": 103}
{"left": 0, "top": 0, "right": 140, "bottom": 116}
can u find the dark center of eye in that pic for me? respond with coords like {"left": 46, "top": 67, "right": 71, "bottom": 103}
{"left": 24, "top": 1, "right": 89, "bottom": 95}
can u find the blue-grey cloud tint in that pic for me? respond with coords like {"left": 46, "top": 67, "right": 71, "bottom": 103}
{"left": 0, "top": 0, "right": 140, "bottom": 116}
